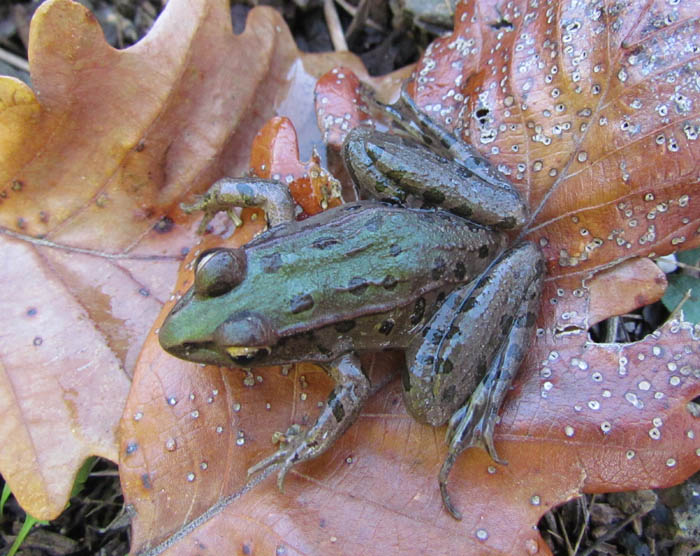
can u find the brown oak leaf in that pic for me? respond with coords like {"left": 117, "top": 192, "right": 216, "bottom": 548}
{"left": 119, "top": 1, "right": 699, "bottom": 555}
{"left": 1, "top": 0, "right": 697, "bottom": 553}
{"left": 0, "top": 0, "right": 372, "bottom": 520}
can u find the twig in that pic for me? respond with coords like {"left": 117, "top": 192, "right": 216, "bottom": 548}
{"left": 334, "top": 0, "right": 383, "bottom": 31}
{"left": 323, "top": 0, "right": 348, "bottom": 51}
{"left": 571, "top": 495, "right": 595, "bottom": 555}
{"left": 0, "top": 47, "right": 29, "bottom": 73}
{"left": 578, "top": 510, "right": 644, "bottom": 556}
{"left": 601, "top": 315, "right": 620, "bottom": 343}
{"left": 674, "top": 259, "right": 700, "bottom": 272}
{"left": 345, "top": 0, "right": 370, "bottom": 43}
{"left": 556, "top": 512, "right": 574, "bottom": 555}
{"left": 666, "top": 288, "right": 692, "bottom": 324}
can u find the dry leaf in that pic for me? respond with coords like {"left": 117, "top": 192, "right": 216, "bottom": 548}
{"left": 122, "top": 4, "right": 700, "bottom": 554}
{"left": 2, "top": 0, "right": 698, "bottom": 553}
{"left": 0, "top": 0, "right": 369, "bottom": 519}
{"left": 120, "top": 1, "right": 699, "bottom": 554}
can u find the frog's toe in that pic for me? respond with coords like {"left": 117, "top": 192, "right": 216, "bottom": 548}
{"left": 247, "top": 424, "right": 310, "bottom": 490}
{"left": 275, "top": 455, "right": 301, "bottom": 492}
{"left": 438, "top": 453, "right": 462, "bottom": 520}
{"left": 179, "top": 199, "right": 202, "bottom": 214}
{"left": 247, "top": 451, "right": 283, "bottom": 479}
{"left": 226, "top": 209, "right": 243, "bottom": 227}
{"left": 446, "top": 394, "right": 507, "bottom": 466}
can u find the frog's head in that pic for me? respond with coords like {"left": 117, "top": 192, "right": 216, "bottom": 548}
{"left": 159, "top": 248, "right": 278, "bottom": 367}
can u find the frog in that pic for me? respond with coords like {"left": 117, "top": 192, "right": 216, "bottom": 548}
{"left": 158, "top": 87, "right": 545, "bottom": 519}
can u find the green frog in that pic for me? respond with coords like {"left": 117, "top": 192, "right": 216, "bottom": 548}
{"left": 158, "top": 89, "right": 544, "bottom": 519}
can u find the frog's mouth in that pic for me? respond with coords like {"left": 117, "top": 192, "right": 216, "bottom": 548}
{"left": 225, "top": 345, "right": 272, "bottom": 366}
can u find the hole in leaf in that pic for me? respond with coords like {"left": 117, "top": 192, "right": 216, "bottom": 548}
{"left": 588, "top": 301, "right": 669, "bottom": 344}
{"left": 488, "top": 17, "right": 513, "bottom": 30}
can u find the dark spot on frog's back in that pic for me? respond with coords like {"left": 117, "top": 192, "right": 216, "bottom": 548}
{"left": 312, "top": 236, "right": 341, "bottom": 249}
{"left": 423, "top": 188, "right": 445, "bottom": 204}
{"left": 335, "top": 320, "right": 356, "bottom": 333}
{"left": 525, "top": 311, "right": 537, "bottom": 327}
{"left": 439, "top": 358, "right": 454, "bottom": 374}
{"left": 379, "top": 319, "right": 394, "bottom": 335}
{"left": 441, "top": 384, "right": 456, "bottom": 405}
{"left": 347, "top": 277, "right": 369, "bottom": 296}
{"left": 290, "top": 293, "right": 314, "bottom": 314}
{"left": 445, "top": 325, "right": 461, "bottom": 341}
{"left": 501, "top": 216, "right": 517, "bottom": 229}
{"left": 460, "top": 296, "right": 477, "bottom": 313}
{"left": 454, "top": 261, "right": 466, "bottom": 280}
{"left": 382, "top": 275, "right": 398, "bottom": 289}
{"left": 328, "top": 390, "right": 345, "bottom": 423}
{"left": 500, "top": 313, "right": 514, "bottom": 332}
{"left": 432, "top": 257, "right": 446, "bottom": 280}
{"left": 479, "top": 245, "right": 490, "bottom": 258}
{"left": 452, "top": 204, "right": 473, "bottom": 219}
{"left": 536, "top": 257, "right": 546, "bottom": 274}
{"left": 262, "top": 252, "right": 283, "bottom": 273}
{"left": 410, "top": 297, "right": 426, "bottom": 325}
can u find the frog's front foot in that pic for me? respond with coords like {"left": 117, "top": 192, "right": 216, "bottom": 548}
{"left": 181, "top": 195, "right": 244, "bottom": 234}
{"left": 248, "top": 354, "right": 370, "bottom": 493}
{"left": 247, "top": 424, "right": 310, "bottom": 491}
{"left": 182, "top": 177, "right": 296, "bottom": 233}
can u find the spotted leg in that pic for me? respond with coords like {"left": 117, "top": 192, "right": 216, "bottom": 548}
{"left": 342, "top": 122, "right": 527, "bottom": 232}
{"left": 383, "top": 83, "right": 512, "bottom": 184}
{"left": 247, "top": 353, "right": 370, "bottom": 490}
{"left": 402, "top": 242, "right": 544, "bottom": 519}
{"left": 182, "top": 177, "right": 296, "bottom": 233}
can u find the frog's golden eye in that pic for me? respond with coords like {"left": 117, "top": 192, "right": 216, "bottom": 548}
{"left": 194, "top": 248, "right": 247, "bottom": 297}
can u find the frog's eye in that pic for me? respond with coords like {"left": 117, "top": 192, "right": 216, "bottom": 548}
{"left": 194, "top": 248, "right": 247, "bottom": 297}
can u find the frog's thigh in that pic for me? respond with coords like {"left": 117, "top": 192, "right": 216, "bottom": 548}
{"left": 402, "top": 242, "right": 544, "bottom": 428}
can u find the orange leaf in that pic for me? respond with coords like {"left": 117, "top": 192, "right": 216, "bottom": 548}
{"left": 120, "top": 1, "right": 698, "bottom": 554}
{"left": 249, "top": 116, "right": 343, "bottom": 217}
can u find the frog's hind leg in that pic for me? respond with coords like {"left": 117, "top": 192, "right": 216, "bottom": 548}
{"left": 247, "top": 353, "right": 370, "bottom": 491}
{"left": 342, "top": 120, "right": 527, "bottom": 231}
{"left": 403, "top": 242, "right": 543, "bottom": 519}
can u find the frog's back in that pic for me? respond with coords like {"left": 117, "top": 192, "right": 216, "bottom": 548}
{"left": 244, "top": 201, "right": 507, "bottom": 337}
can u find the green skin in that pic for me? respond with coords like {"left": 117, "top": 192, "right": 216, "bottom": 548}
{"left": 159, "top": 91, "right": 544, "bottom": 519}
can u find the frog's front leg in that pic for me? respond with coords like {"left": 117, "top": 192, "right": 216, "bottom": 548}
{"left": 247, "top": 353, "right": 370, "bottom": 490}
{"left": 402, "top": 242, "right": 544, "bottom": 519}
{"left": 183, "top": 177, "right": 296, "bottom": 233}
